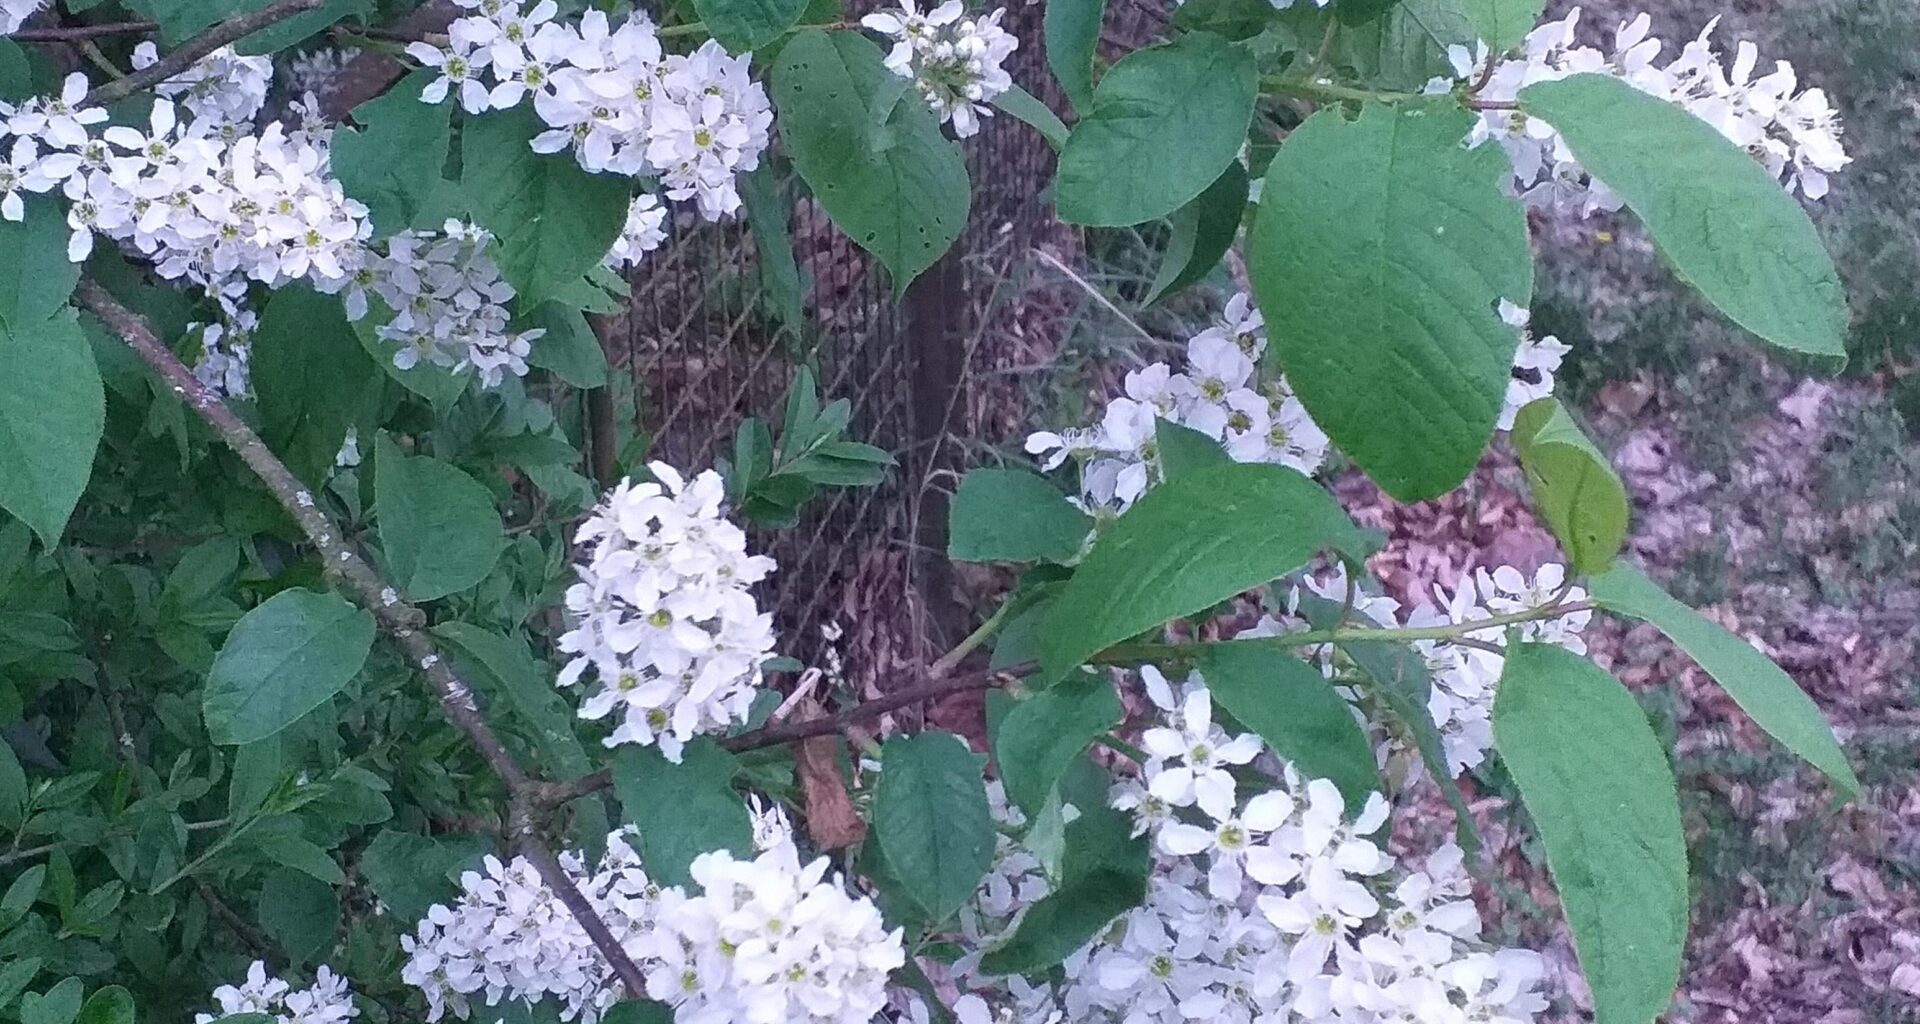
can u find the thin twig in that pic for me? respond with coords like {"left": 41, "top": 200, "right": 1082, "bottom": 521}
{"left": 83, "top": 0, "right": 326, "bottom": 106}
{"left": 74, "top": 279, "right": 648, "bottom": 999}
{"left": 10, "top": 19, "right": 158, "bottom": 41}
{"left": 196, "top": 878, "right": 285, "bottom": 958}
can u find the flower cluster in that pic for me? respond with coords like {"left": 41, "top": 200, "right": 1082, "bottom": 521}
{"left": 194, "top": 961, "right": 358, "bottom": 1024}
{"left": 956, "top": 670, "right": 1550, "bottom": 1024}
{"left": 604, "top": 192, "right": 669, "bottom": 271}
{"left": 861, "top": 1, "right": 1019, "bottom": 138}
{"left": 401, "top": 831, "right": 657, "bottom": 1024}
{"left": 1447, "top": 8, "right": 1849, "bottom": 209}
{"left": 0, "top": 69, "right": 370, "bottom": 300}
{"left": 190, "top": 308, "right": 261, "bottom": 398}
{"left": 132, "top": 40, "right": 274, "bottom": 131}
{"left": 1024, "top": 294, "right": 1331, "bottom": 517}
{"left": 0, "top": 0, "right": 46, "bottom": 35}
{"left": 643, "top": 843, "right": 907, "bottom": 1024}
{"left": 344, "top": 220, "right": 543, "bottom": 387}
{"left": 557, "top": 463, "right": 777, "bottom": 761}
{"left": 411, "top": 1, "right": 773, "bottom": 219}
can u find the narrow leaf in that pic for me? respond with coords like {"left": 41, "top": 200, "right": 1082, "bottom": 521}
{"left": 1146, "top": 161, "right": 1247, "bottom": 305}
{"left": 0, "top": 311, "right": 103, "bottom": 547}
{"left": 1039, "top": 463, "right": 1364, "bottom": 678}
{"left": 1519, "top": 74, "right": 1846, "bottom": 357}
{"left": 1510, "top": 398, "right": 1628, "bottom": 574}
{"left": 990, "top": 85, "right": 1069, "bottom": 151}
{"left": 1045, "top": 0, "right": 1105, "bottom": 111}
{"left": 1589, "top": 563, "right": 1858, "bottom": 797}
{"left": 1494, "top": 643, "right": 1686, "bottom": 1024}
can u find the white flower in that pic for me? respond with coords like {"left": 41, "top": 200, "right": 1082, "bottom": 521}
{"left": 195, "top": 961, "right": 358, "bottom": 1024}
{"left": 558, "top": 463, "right": 777, "bottom": 761}
{"left": 1138, "top": 690, "right": 1262, "bottom": 821}
{"left": 0, "top": 0, "right": 49, "bottom": 34}
{"left": 863, "top": 2, "right": 1019, "bottom": 138}
{"left": 409, "top": 26, "right": 494, "bottom": 113}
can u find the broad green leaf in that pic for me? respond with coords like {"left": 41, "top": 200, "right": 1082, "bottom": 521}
{"left": 1170, "top": 0, "right": 1288, "bottom": 41}
{"left": 1198, "top": 644, "right": 1379, "bottom": 809}
{"left": 741, "top": 165, "right": 804, "bottom": 331}
{"left": 949, "top": 468, "right": 1091, "bottom": 564}
{"left": 128, "top": 0, "right": 246, "bottom": 43}
{"left": 990, "top": 86, "right": 1069, "bottom": 151}
{"left": 0, "top": 960, "right": 42, "bottom": 1014}
{"left": 1057, "top": 32, "right": 1257, "bottom": 226}
{"left": 611, "top": 740, "right": 754, "bottom": 889}
{"left": 1044, "top": 0, "right": 1106, "bottom": 112}
{"left": 374, "top": 434, "right": 507, "bottom": 601}
{"left": 978, "top": 801, "right": 1146, "bottom": 974}
{"left": 1039, "top": 463, "right": 1364, "bottom": 678}
{"left": 332, "top": 71, "right": 455, "bottom": 236}
{"left": 434, "top": 623, "right": 597, "bottom": 781}
{"left": 1510, "top": 398, "right": 1628, "bottom": 574}
{"left": 227, "top": 735, "right": 281, "bottom": 819}
{"left": 875, "top": 732, "right": 995, "bottom": 923}
{"left": 1249, "top": 101, "right": 1531, "bottom": 501}
{"left": 1154, "top": 418, "right": 1230, "bottom": 480}
{"left": 1454, "top": 0, "right": 1546, "bottom": 51}
{"left": 256, "top": 868, "right": 340, "bottom": 964}
{"left": 73, "top": 985, "right": 132, "bottom": 1024}
{"left": 993, "top": 674, "right": 1123, "bottom": 814}
{"left": 19, "top": 978, "right": 81, "bottom": 1024}
{"left": 460, "top": 107, "right": 631, "bottom": 306}
{"left": 0, "top": 202, "right": 79, "bottom": 327}
{"left": 359, "top": 830, "right": 490, "bottom": 922}
{"left": 1519, "top": 74, "right": 1846, "bottom": 357}
{"left": 254, "top": 285, "right": 381, "bottom": 486}
{"left": 1146, "top": 161, "right": 1247, "bottom": 305}
{"left": 774, "top": 31, "right": 969, "bottom": 293}
{"left": 693, "top": 0, "right": 807, "bottom": 52}
{"left": 1589, "top": 563, "right": 1858, "bottom": 797}
{"left": 203, "top": 589, "right": 374, "bottom": 745}
{"left": 525, "top": 304, "right": 609, "bottom": 388}
{"left": 1494, "top": 643, "right": 1685, "bottom": 1024}
{"left": 0, "top": 311, "right": 103, "bottom": 548}
{"left": 237, "top": 0, "right": 372, "bottom": 53}
{"left": 1334, "top": 0, "right": 1477, "bottom": 91}
{"left": 260, "top": 834, "right": 347, "bottom": 885}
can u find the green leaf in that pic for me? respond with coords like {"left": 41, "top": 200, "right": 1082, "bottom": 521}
{"left": 1039, "top": 463, "right": 1363, "bottom": 678}
{"left": 19, "top": 978, "right": 81, "bottom": 1024}
{"left": 1519, "top": 74, "right": 1846, "bottom": 357}
{"left": 978, "top": 801, "right": 1146, "bottom": 974}
{"left": 0, "top": 960, "right": 44, "bottom": 1015}
{"left": 1334, "top": 0, "right": 1476, "bottom": 91}
{"left": 1588, "top": 563, "right": 1858, "bottom": 797}
{"left": 1146, "top": 161, "right": 1247, "bottom": 305}
{"left": 693, "top": 0, "right": 807, "bottom": 52}
{"left": 0, "top": 737, "right": 23, "bottom": 831}
{"left": 374, "top": 434, "right": 507, "bottom": 601}
{"left": 1510, "top": 398, "right": 1628, "bottom": 574}
{"left": 460, "top": 107, "right": 631, "bottom": 306}
{"left": 1044, "top": 0, "right": 1105, "bottom": 112}
{"left": 203, "top": 589, "right": 375, "bottom": 746}
{"left": 741, "top": 166, "right": 805, "bottom": 331}
{"left": 433, "top": 623, "right": 595, "bottom": 780}
{"left": 332, "top": 71, "right": 454, "bottom": 236}
{"left": 1154, "top": 417, "right": 1230, "bottom": 480}
{"left": 1494, "top": 643, "right": 1686, "bottom": 1024}
{"left": 525, "top": 303, "right": 609, "bottom": 388}
{"left": 774, "top": 30, "right": 969, "bottom": 293}
{"left": 0, "top": 40, "right": 27, "bottom": 100}
{"left": 227, "top": 736, "right": 281, "bottom": 819}
{"left": 993, "top": 674, "right": 1123, "bottom": 815}
{"left": 611, "top": 740, "right": 754, "bottom": 889}
{"left": 359, "top": 830, "right": 490, "bottom": 922}
{"left": 0, "top": 311, "right": 103, "bottom": 548}
{"left": 1057, "top": 32, "right": 1257, "bottom": 226}
{"left": 127, "top": 0, "right": 246, "bottom": 44}
{"left": 1, "top": 866, "right": 43, "bottom": 925}
{"left": 1250, "top": 101, "right": 1530, "bottom": 501}
{"left": 875, "top": 732, "right": 995, "bottom": 923}
{"left": 256, "top": 868, "right": 340, "bottom": 964}
{"left": 0, "top": 201, "right": 80, "bottom": 327}
{"left": 72, "top": 985, "right": 132, "bottom": 1024}
{"left": 990, "top": 85, "right": 1069, "bottom": 151}
{"left": 254, "top": 285, "right": 381, "bottom": 486}
{"left": 350, "top": 310, "right": 469, "bottom": 411}
{"left": 949, "top": 469, "right": 1092, "bottom": 564}
{"left": 1454, "top": 0, "right": 1545, "bottom": 51}
{"left": 260, "top": 834, "right": 346, "bottom": 885}
{"left": 237, "top": 0, "right": 372, "bottom": 53}
{"left": 1197, "top": 644, "right": 1379, "bottom": 809}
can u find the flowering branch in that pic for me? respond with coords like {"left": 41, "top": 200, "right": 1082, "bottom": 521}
{"left": 73, "top": 279, "right": 650, "bottom": 999}
{"left": 81, "top": 0, "right": 324, "bottom": 105}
